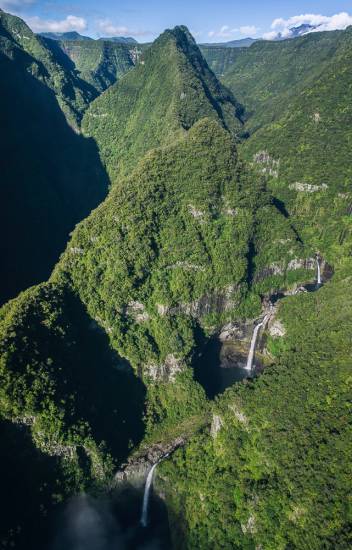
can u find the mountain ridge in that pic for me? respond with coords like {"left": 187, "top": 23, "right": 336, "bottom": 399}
{"left": 0, "top": 12, "right": 351, "bottom": 550}
{"left": 82, "top": 25, "right": 243, "bottom": 182}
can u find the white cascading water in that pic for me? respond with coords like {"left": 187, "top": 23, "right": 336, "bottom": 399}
{"left": 140, "top": 462, "right": 159, "bottom": 527}
{"left": 140, "top": 452, "right": 170, "bottom": 527}
{"left": 316, "top": 257, "right": 322, "bottom": 285}
{"left": 141, "top": 462, "right": 159, "bottom": 527}
{"left": 245, "top": 314, "right": 270, "bottom": 372}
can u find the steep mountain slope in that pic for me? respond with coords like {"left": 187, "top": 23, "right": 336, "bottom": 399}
{"left": 222, "top": 28, "right": 347, "bottom": 133}
{"left": 0, "top": 9, "right": 97, "bottom": 126}
{"left": 82, "top": 25, "right": 244, "bottom": 182}
{"left": 200, "top": 45, "right": 243, "bottom": 77}
{"left": 59, "top": 39, "right": 137, "bottom": 93}
{"left": 238, "top": 27, "right": 352, "bottom": 267}
{"left": 0, "top": 282, "right": 145, "bottom": 548}
{"left": 1, "top": 19, "right": 351, "bottom": 550}
{"left": 0, "top": 9, "right": 108, "bottom": 305}
{"left": 54, "top": 117, "right": 303, "bottom": 376}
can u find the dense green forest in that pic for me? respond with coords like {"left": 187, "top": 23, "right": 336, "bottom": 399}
{"left": 0, "top": 8, "right": 351, "bottom": 549}
{"left": 58, "top": 39, "right": 137, "bottom": 93}
{"left": 160, "top": 272, "right": 352, "bottom": 549}
{"left": 81, "top": 26, "right": 243, "bottom": 182}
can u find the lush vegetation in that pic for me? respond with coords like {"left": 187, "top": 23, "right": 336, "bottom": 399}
{"left": 59, "top": 39, "right": 136, "bottom": 93}
{"left": 199, "top": 45, "right": 243, "bottom": 77}
{"left": 0, "top": 10, "right": 98, "bottom": 126}
{"left": 216, "top": 25, "right": 352, "bottom": 269}
{"left": 0, "top": 11, "right": 351, "bottom": 549}
{"left": 160, "top": 273, "right": 352, "bottom": 549}
{"left": 0, "top": 282, "right": 147, "bottom": 547}
{"left": 221, "top": 29, "right": 348, "bottom": 133}
{"left": 82, "top": 26, "right": 243, "bottom": 182}
{"left": 156, "top": 26, "right": 352, "bottom": 550}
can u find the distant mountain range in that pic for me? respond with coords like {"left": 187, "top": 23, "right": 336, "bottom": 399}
{"left": 39, "top": 24, "right": 328, "bottom": 48}
{"left": 201, "top": 23, "right": 321, "bottom": 48}
{"left": 39, "top": 30, "right": 93, "bottom": 41}
{"left": 39, "top": 31, "right": 138, "bottom": 44}
{"left": 273, "top": 23, "right": 318, "bottom": 40}
{"left": 97, "top": 36, "right": 138, "bottom": 44}
{"left": 201, "top": 37, "right": 257, "bottom": 48}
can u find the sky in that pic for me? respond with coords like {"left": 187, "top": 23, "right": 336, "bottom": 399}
{"left": 1, "top": 0, "right": 352, "bottom": 42}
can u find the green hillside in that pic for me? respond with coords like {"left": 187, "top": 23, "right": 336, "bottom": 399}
{"left": 0, "top": 12, "right": 351, "bottom": 550}
{"left": 82, "top": 25, "right": 243, "bottom": 182}
{"left": 161, "top": 273, "right": 352, "bottom": 549}
{"left": 242, "top": 28, "right": 352, "bottom": 265}
{"left": 59, "top": 39, "right": 137, "bottom": 93}
{"left": 222, "top": 28, "right": 347, "bottom": 133}
{"left": 200, "top": 45, "right": 243, "bottom": 77}
{"left": 0, "top": 9, "right": 97, "bottom": 126}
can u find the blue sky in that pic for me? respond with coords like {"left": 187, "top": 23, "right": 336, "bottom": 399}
{"left": 2, "top": 0, "right": 352, "bottom": 41}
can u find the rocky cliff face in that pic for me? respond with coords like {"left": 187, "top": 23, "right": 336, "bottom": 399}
{"left": 115, "top": 436, "right": 187, "bottom": 486}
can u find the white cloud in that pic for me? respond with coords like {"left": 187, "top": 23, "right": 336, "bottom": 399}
{"left": 208, "top": 25, "right": 237, "bottom": 39}
{"left": 264, "top": 12, "right": 352, "bottom": 40}
{"left": 208, "top": 24, "right": 258, "bottom": 39}
{"left": 26, "top": 14, "right": 87, "bottom": 33}
{"left": 262, "top": 30, "right": 279, "bottom": 40}
{"left": 239, "top": 25, "right": 259, "bottom": 36}
{"left": 96, "top": 18, "right": 150, "bottom": 37}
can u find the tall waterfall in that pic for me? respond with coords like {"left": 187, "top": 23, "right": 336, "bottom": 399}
{"left": 140, "top": 462, "right": 158, "bottom": 527}
{"left": 316, "top": 257, "right": 322, "bottom": 285}
{"left": 245, "top": 314, "right": 270, "bottom": 372}
{"left": 140, "top": 452, "right": 170, "bottom": 527}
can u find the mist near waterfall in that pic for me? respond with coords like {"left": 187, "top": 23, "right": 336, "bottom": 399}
{"left": 50, "top": 494, "right": 167, "bottom": 550}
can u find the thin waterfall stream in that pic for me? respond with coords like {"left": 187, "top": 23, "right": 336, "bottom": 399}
{"left": 245, "top": 312, "right": 271, "bottom": 372}
{"left": 140, "top": 453, "right": 169, "bottom": 528}
{"left": 316, "top": 256, "right": 322, "bottom": 286}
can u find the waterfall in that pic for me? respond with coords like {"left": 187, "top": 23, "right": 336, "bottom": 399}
{"left": 245, "top": 314, "right": 270, "bottom": 372}
{"left": 140, "top": 462, "right": 158, "bottom": 527}
{"left": 140, "top": 453, "right": 170, "bottom": 527}
{"left": 316, "top": 257, "right": 322, "bottom": 285}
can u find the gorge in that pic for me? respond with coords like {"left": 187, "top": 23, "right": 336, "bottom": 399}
{"left": 0, "top": 7, "right": 351, "bottom": 550}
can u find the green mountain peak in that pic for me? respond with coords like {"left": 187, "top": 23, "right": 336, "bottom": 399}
{"left": 82, "top": 25, "right": 243, "bottom": 182}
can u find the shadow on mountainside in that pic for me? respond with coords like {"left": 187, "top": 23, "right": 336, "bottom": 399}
{"left": 0, "top": 45, "right": 109, "bottom": 306}
{"left": 0, "top": 283, "right": 147, "bottom": 549}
